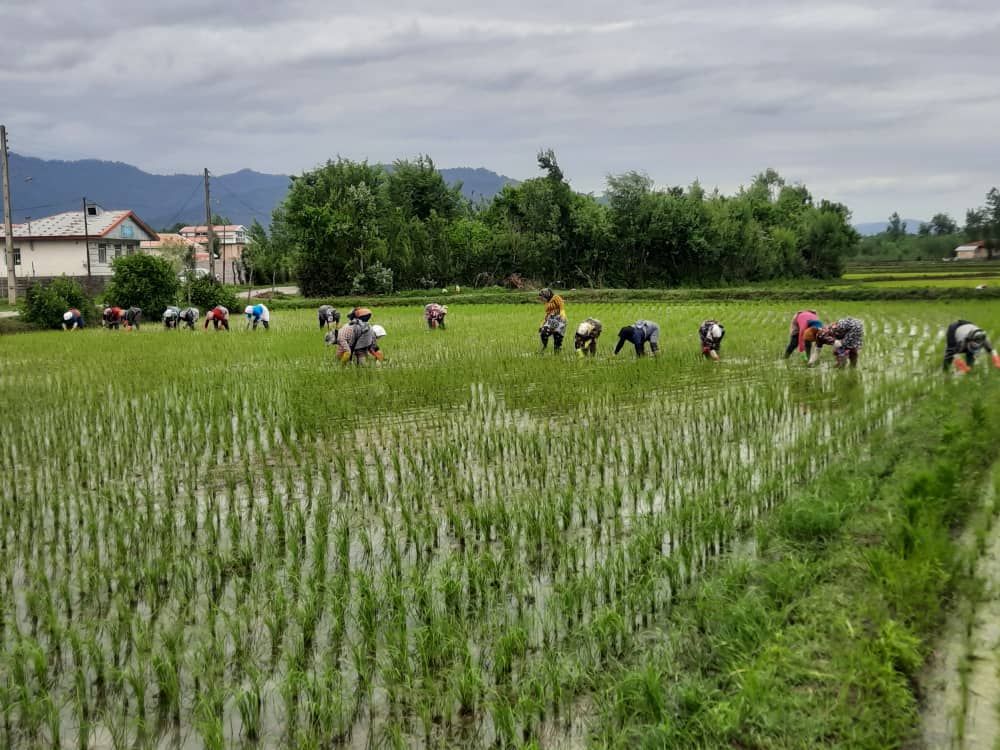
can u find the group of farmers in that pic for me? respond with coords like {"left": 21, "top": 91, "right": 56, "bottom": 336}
{"left": 537, "top": 287, "right": 724, "bottom": 363}
{"left": 536, "top": 291, "right": 1000, "bottom": 372}
{"left": 320, "top": 306, "right": 388, "bottom": 364}
{"left": 69, "top": 304, "right": 271, "bottom": 332}
{"left": 59, "top": 290, "right": 999, "bottom": 373}
{"left": 782, "top": 308, "right": 866, "bottom": 369}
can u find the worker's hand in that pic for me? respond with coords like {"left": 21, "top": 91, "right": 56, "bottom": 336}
{"left": 800, "top": 352, "right": 809, "bottom": 362}
{"left": 992, "top": 352, "right": 1000, "bottom": 369}
{"left": 954, "top": 359, "right": 972, "bottom": 374}
{"left": 339, "top": 351, "right": 351, "bottom": 364}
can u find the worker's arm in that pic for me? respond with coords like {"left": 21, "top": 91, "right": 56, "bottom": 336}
{"left": 613, "top": 336, "right": 626, "bottom": 355}
{"left": 635, "top": 341, "right": 645, "bottom": 357}
{"left": 942, "top": 348, "right": 957, "bottom": 372}
{"left": 985, "top": 337, "right": 1000, "bottom": 368}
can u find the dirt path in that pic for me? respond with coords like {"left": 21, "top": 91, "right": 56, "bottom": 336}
{"left": 920, "top": 467, "right": 1000, "bottom": 749}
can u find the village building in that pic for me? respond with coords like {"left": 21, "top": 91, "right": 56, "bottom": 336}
{"left": 177, "top": 224, "right": 249, "bottom": 283}
{"left": 140, "top": 233, "right": 206, "bottom": 269}
{"left": 0, "top": 206, "right": 159, "bottom": 293}
{"left": 954, "top": 240, "right": 989, "bottom": 261}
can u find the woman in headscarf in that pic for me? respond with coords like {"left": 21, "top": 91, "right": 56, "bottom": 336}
{"left": 943, "top": 320, "right": 1000, "bottom": 373}
{"left": 538, "top": 288, "right": 567, "bottom": 352}
{"left": 699, "top": 320, "right": 725, "bottom": 362}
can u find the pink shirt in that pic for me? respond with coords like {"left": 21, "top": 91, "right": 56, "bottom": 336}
{"left": 794, "top": 310, "right": 819, "bottom": 352}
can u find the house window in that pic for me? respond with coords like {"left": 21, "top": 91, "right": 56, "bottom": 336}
{"left": 87, "top": 206, "right": 98, "bottom": 216}
{"left": 126, "top": 244, "right": 136, "bottom": 256}
{"left": 98, "top": 244, "right": 108, "bottom": 263}
{"left": 114, "top": 244, "right": 122, "bottom": 258}
{"left": 12, "top": 247, "right": 20, "bottom": 265}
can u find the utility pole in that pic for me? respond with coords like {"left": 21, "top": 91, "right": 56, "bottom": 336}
{"left": 1, "top": 125, "right": 16, "bottom": 304}
{"left": 82, "top": 198, "right": 92, "bottom": 277}
{"left": 203, "top": 168, "right": 215, "bottom": 280}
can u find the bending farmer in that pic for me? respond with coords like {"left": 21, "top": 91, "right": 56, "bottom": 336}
{"left": 102, "top": 306, "right": 124, "bottom": 329}
{"left": 318, "top": 305, "right": 340, "bottom": 330}
{"left": 244, "top": 304, "right": 270, "bottom": 330}
{"left": 812, "top": 317, "right": 864, "bottom": 368}
{"left": 179, "top": 307, "right": 199, "bottom": 329}
{"left": 163, "top": 306, "right": 180, "bottom": 329}
{"left": 205, "top": 306, "right": 230, "bottom": 331}
{"left": 943, "top": 320, "right": 1000, "bottom": 373}
{"left": 785, "top": 309, "right": 822, "bottom": 359}
{"left": 124, "top": 307, "right": 142, "bottom": 331}
{"left": 615, "top": 320, "right": 660, "bottom": 357}
{"left": 574, "top": 318, "right": 603, "bottom": 356}
{"left": 699, "top": 320, "right": 725, "bottom": 361}
{"left": 538, "top": 288, "right": 567, "bottom": 351}
{"left": 62, "top": 308, "right": 84, "bottom": 330}
{"left": 425, "top": 303, "right": 448, "bottom": 329}
{"left": 337, "top": 307, "right": 376, "bottom": 364}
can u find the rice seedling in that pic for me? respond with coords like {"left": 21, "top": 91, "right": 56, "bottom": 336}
{"left": 0, "top": 300, "right": 996, "bottom": 747}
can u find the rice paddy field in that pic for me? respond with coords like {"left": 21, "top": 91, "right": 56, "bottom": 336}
{"left": 3, "top": 300, "right": 1000, "bottom": 749}
{"left": 840, "top": 260, "right": 1000, "bottom": 290}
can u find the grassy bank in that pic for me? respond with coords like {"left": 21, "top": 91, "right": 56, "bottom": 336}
{"left": 256, "top": 284, "right": 1000, "bottom": 311}
{"left": 591, "top": 376, "right": 1000, "bottom": 747}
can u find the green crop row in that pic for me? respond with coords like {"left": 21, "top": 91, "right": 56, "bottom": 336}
{"left": 0, "top": 301, "right": 998, "bottom": 748}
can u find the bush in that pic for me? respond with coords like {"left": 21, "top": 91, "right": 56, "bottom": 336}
{"left": 104, "top": 254, "right": 179, "bottom": 316}
{"left": 20, "top": 277, "right": 94, "bottom": 329}
{"left": 351, "top": 262, "right": 394, "bottom": 295}
{"left": 180, "top": 276, "right": 239, "bottom": 312}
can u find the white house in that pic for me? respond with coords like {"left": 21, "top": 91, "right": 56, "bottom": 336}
{"left": 0, "top": 206, "right": 159, "bottom": 281}
{"left": 954, "top": 241, "right": 989, "bottom": 261}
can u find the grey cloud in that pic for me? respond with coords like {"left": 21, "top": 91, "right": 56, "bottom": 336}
{"left": 4, "top": 0, "right": 1000, "bottom": 220}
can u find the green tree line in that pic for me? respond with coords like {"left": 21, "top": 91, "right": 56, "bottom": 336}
{"left": 249, "top": 152, "right": 861, "bottom": 296}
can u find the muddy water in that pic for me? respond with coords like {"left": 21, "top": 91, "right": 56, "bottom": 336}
{"left": 919, "top": 467, "right": 1000, "bottom": 750}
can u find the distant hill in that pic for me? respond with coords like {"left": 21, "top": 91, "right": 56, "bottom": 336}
{"left": 6, "top": 154, "right": 519, "bottom": 229}
{"left": 853, "top": 219, "right": 926, "bottom": 237}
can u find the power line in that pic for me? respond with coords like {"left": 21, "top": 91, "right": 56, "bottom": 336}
{"left": 159, "top": 178, "right": 205, "bottom": 230}
{"left": 209, "top": 174, "right": 272, "bottom": 223}
{"left": 11, "top": 202, "right": 59, "bottom": 213}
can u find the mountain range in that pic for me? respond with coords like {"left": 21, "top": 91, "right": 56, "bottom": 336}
{"left": 6, "top": 153, "right": 924, "bottom": 238}
{"left": 6, "top": 154, "right": 518, "bottom": 230}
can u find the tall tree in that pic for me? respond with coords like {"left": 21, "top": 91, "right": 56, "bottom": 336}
{"left": 386, "top": 155, "right": 462, "bottom": 222}
{"left": 885, "top": 212, "right": 906, "bottom": 240}
{"left": 928, "top": 212, "right": 958, "bottom": 236}
{"left": 282, "top": 158, "right": 386, "bottom": 296}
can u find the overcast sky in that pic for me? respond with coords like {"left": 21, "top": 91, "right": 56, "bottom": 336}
{"left": 4, "top": 0, "right": 999, "bottom": 221}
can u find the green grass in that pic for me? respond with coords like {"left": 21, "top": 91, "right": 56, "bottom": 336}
{"left": 593, "top": 376, "right": 1000, "bottom": 747}
{"left": 838, "top": 277, "right": 998, "bottom": 289}
{"left": 843, "top": 271, "right": 999, "bottom": 280}
{"left": 1, "top": 300, "right": 1000, "bottom": 748}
